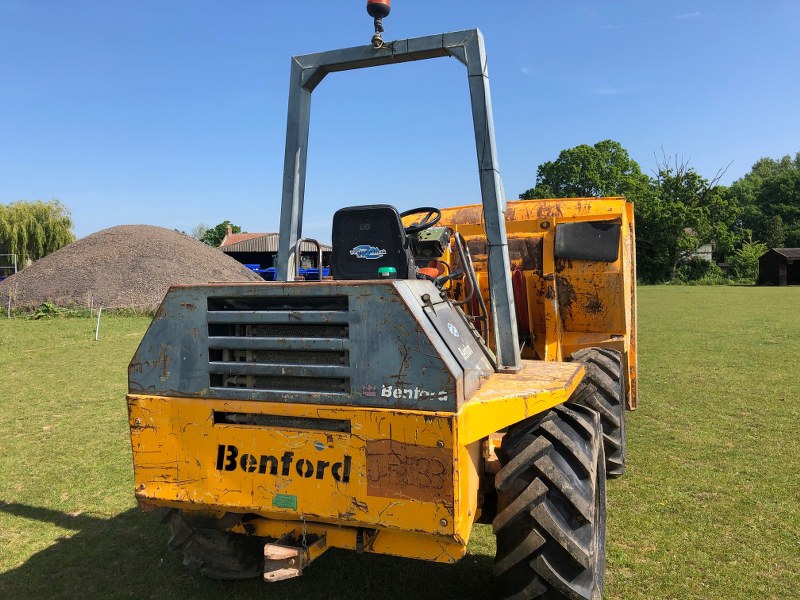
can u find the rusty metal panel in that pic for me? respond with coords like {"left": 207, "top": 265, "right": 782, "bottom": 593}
{"left": 393, "top": 280, "right": 494, "bottom": 400}
{"left": 128, "top": 362, "right": 586, "bottom": 565}
{"left": 555, "top": 259, "right": 626, "bottom": 334}
{"left": 365, "top": 439, "right": 454, "bottom": 504}
{"left": 129, "top": 396, "right": 459, "bottom": 536}
{"left": 465, "top": 235, "right": 544, "bottom": 273}
{"left": 439, "top": 196, "right": 638, "bottom": 403}
{"left": 129, "top": 280, "right": 472, "bottom": 412}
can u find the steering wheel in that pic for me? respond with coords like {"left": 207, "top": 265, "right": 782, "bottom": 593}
{"left": 400, "top": 206, "right": 442, "bottom": 235}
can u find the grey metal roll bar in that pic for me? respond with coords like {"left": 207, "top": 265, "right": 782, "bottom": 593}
{"left": 275, "top": 29, "right": 521, "bottom": 371}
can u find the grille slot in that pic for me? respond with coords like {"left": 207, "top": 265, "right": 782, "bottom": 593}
{"left": 209, "top": 323, "right": 348, "bottom": 339}
{"left": 208, "top": 296, "right": 348, "bottom": 311}
{"left": 214, "top": 411, "right": 351, "bottom": 433}
{"left": 207, "top": 296, "right": 351, "bottom": 397}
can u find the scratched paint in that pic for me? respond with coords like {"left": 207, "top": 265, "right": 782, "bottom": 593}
{"left": 128, "top": 395, "right": 459, "bottom": 537}
{"left": 366, "top": 439, "right": 454, "bottom": 504}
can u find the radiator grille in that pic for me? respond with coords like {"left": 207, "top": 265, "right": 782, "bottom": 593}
{"left": 207, "top": 296, "right": 350, "bottom": 396}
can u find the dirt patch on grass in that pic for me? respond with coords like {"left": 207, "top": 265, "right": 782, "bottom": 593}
{"left": 0, "top": 225, "right": 263, "bottom": 310}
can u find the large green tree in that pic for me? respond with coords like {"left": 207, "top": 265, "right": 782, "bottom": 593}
{"left": 520, "top": 140, "right": 652, "bottom": 200}
{"left": 727, "top": 153, "right": 800, "bottom": 247}
{"left": 0, "top": 199, "right": 75, "bottom": 266}
{"left": 519, "top": 141, "right": 741, "bottom": 283}
{"left": 200, "top": 221, "right": 242, "bottom": 247}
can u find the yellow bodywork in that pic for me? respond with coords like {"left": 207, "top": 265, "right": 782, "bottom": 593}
{"left": 439, "top": 196, "right": 638, "bottom": 409}
{"left": 128, "top": 195, "right": 637, "bottom": 570}
{"left": 128, "top": 361, "right": 583, "bottom": 562}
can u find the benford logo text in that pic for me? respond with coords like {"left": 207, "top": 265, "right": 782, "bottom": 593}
{"left": 216, "top": 444, "right": 352, "bottom": 483}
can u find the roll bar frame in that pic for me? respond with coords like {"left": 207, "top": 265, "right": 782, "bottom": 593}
{"left": 275, "top": 29, "right": 521, "bottom": 370}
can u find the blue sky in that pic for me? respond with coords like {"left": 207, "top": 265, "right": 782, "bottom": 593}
{"left": 2, "top": 1, "right": 799, "bottom": 242}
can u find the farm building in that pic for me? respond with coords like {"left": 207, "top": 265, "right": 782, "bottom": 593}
{"left": 758, "top": 248, "right": 800, "bottom": 286}
{"left": 220, "top": 229, "right": 332, "bottom": 270}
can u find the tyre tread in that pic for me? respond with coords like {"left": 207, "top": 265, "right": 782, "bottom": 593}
{"left": 165, "top": 509, "right": 263, "bottom": 580}
{"left": 493, "top": 406, "right": 606, "bottom": 600}
{"left": 569, "top": 348, "right": 626, "bottom": 477}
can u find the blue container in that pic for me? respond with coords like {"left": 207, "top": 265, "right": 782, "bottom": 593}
{"left": 298, "top": 267, "right": 330, "bottom": 280}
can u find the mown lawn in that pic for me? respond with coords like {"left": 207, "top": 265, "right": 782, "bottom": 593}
{"left": 0, "top": 287, "right": 798, "bottom": 599}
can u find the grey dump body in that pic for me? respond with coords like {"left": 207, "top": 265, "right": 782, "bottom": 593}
{"left": 275, "top": 29, "right": 521, "bottom": 370}
{"left": 129, "top": 281, "right": 493, "bottom": 412}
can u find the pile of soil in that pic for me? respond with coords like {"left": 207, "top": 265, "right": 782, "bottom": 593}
{"left": 0, "top": 225, "right": 264, "bottom": 311}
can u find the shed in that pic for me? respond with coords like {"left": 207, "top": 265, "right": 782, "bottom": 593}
{"left": 220, "top": 232, "right": 332, "bottom": 270}
{"left": 757, "top": 248, "right": 800, "bottom": 286}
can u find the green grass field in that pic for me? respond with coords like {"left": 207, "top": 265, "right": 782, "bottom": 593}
{"left": 1, "top": 287, "right": 798, "bottom": 599}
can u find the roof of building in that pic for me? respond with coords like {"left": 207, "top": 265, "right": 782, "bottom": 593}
{"left": 220, "top": 232, "right": 332, "bottom": 253}
{"left": 770, "top": 248, "right": 800, "bottom": 259}
{"left": 220, "top": 232, "right": 264, "bottom": 247}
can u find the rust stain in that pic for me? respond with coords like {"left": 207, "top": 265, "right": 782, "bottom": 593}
{"left": 464, "top": 236, "right": 543, "bottom": 273}
{"left": 585, "top": 293, "right": 604, "bottom": 314}
{"left": 554, "top": 258, "right": 571, "bottom": 273}
{"left": 366, "top": 439, "right": 453, "bottom": 504}
{"left": 350, "top": 498, "right": 368, "bottom": 513}
{"left": 465, "top": 237, "right": 487, "bottom": 261}
{"left": 444, "top": 205, "right": 483, "bottom": 226}
{"left": 556, "top": 276, "right": 576, "bottom": 321}
{"left": 159, "top": 344, "right": 170, "bottom": 380}
{"left": 179, "top": 302, "right": 196, "bottom": 311}
{"left": 508, "top": 236, "right": 544, "bottom": 272}
{"left": 535, "top": 203, "right": 564, "bottom": 220}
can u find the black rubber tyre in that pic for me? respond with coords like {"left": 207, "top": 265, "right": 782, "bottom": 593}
{"left": 164, "top": 509, "right": 264, "bottom": 580}
{"left": 569, "top": 348, "right": 626, "bottom": 478}
{"left": 493, "top": 404, "right": 606, "bottom": 600}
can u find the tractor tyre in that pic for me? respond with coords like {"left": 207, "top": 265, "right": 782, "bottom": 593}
{"left": 493, "top": 404, "right": 606, "bottom": 600}
{"left": 164, "top": 509, "right": 264, "bottom": 580}
{"left": 569, "top": 347, "right": 626, "bottom": 478}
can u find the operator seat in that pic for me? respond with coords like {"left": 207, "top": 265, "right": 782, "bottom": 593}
{"left": 330, "top": 204, "right": 416, "bottom": 280}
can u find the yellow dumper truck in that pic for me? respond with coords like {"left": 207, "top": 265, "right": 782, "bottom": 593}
{"left": 127, "top": 26, "right": 636, "bottom": 600}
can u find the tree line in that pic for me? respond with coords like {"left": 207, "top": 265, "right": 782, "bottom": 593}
{"left": 520, "top": 140, "right": 800, "bottom": 283}
{"left": 4, "top": 143, "right": 798, "bottom": 285}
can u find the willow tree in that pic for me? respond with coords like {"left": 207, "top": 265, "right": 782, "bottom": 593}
{"left": 0, "top": 200, "right": 75, "bottom": 266}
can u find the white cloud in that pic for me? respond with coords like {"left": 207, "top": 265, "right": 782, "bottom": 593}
{"left": 601, "top": 11, "right": 713, "bottom": 30}
{"left": 672, "top": 12, "right": 704, "bottom": 20}
{"left": 599, "top": 21, "right": 654, "bottom": 30}
{"left": 590, "top": 82, "right": 648, "bottom": 96}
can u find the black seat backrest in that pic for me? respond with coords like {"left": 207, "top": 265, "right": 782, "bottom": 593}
{"left": 331, "top": 205, "right": 415, "bottom": 280}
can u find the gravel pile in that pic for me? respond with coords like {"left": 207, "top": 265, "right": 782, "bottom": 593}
{"left": 0, "top": 225, "right": 264, "bottom": 311}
